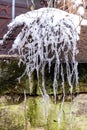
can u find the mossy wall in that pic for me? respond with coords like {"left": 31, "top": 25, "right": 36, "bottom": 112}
{"left": 0, "top": 60, "right": 87, "bottom": 95}
{"left": 0, "top": 96, "right": 87, "bottom": 130}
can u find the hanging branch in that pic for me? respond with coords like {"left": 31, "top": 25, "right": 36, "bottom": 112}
{"left": 2, "top": 8, "right": 81, "bottom": 99}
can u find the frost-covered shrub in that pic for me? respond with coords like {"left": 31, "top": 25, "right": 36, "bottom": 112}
{"left": 3, "top": 8, "right": 79, "bottom": 101}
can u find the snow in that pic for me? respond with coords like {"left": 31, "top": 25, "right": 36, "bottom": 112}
{"left": 3, "top": 7, "right": 81, "bottom": 101}
{"left": 72, "top": 0, "right": 83, "bottom": 7}
{"left": 77, "top": 6, "right": 85, "bottom": 16}
{"left": 55, "top": 0, "right": 61, "bottom": 4}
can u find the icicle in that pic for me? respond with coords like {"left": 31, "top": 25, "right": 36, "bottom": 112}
{"left": 12, "top": 0, "right": 15, "bottom": 20}
{"left": 24, "top": 83, "right": 28, "bottom": 130}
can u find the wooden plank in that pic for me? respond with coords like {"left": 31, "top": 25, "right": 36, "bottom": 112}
{"left": 0, "top": 54, "right": 19, "bottom": 60}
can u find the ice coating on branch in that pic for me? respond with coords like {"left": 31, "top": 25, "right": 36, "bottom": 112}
{"left": 0, "top": 40, "right": 3, "bottom": 45}
{"left": 3, "top": 8, "right": 80, "bottom": 101}
{"left": 72, "top": 0, "right": 83, "bottom": 7}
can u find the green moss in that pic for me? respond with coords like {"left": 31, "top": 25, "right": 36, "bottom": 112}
{"left": 0, "top": 60, "right": 26, "bottom": 94}
{"left": 0, "top": 104, "right": 25, "bottom": 130}
{"left": 0, "top": 95, "right": 87, "bottom": 130}
{"left": 27, "top": 97, "right": 47, "bottom": 127}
